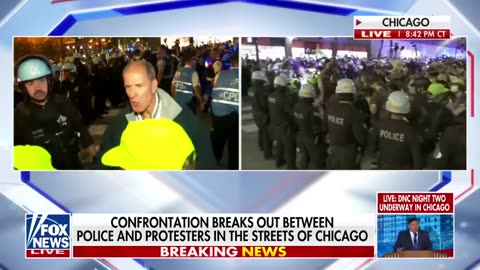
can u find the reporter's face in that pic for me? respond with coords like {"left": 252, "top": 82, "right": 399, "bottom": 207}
{"left": 124, "top": 66, "right": 157, "bottom": 113}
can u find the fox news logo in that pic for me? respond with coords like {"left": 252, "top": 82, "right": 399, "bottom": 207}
{"left": 25, "top": 214, "right": 71, "bottom": 258}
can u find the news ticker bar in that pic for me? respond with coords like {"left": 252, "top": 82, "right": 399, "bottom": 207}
{"left": 353, "top": 16, "right": 451, "bottom": 40}
{"left": 27, "top": 246, "right": 375, "bottom": 258}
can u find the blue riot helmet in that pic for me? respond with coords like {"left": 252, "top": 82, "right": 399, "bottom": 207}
{"left": 15, "top": 55, "right": 54, "bottom": 102}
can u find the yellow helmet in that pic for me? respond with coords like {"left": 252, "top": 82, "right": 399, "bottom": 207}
{"left": 14, "top": 145, "right": 55, "bottom": 170}
{"left": 102, "top": 118, "right": 196, "bottom": 170}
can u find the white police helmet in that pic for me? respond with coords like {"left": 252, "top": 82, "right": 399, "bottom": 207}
{"left": 62, "top": 63, "right": 77, "bottom": 73}
{"left": 251, "top": 70, "right": 266, "bottom": 81}
{"left": 273, "top": 75, "right": 288, "bottom": 87}
{"left": 385, "top": 91, "right": 411, "bottom": 114}
{"left": 335, "top": 78, "right": 356, "bottom": 94}
{"left": 298, "top": 83, "right": 316, "bottom": 98}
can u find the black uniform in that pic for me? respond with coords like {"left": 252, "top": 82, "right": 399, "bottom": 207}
{"left": 159, "top": 56, "right": 177, "bottom": 96}
{"left": 408, "top": 93, "right": 429, "bottom": 128}
{"left": 268, "top": 87, "right": 296, "bottom": 169}
{"left": 14, "top": 95, "right": 94, "bottom": 169}
{"left": 369, "top": 118, "right": 423, "bottom": 169}
{"left": 370, "top": 88, "right": 391, "bottom": 123}
{"left": 421, "top": 102, "right": 456, "bottom": 153}
{"left": 91, "top": 64, "right": 108, "bottom": 117}
{"left": 293, "top": 99, "right": 325, "bottom": 169}
{"left": 325, "top": 100, "right": 368, "bottom": 169}
{"left": 426, "top": 120, "right": 466, "bottom": 170}
{"left": 251, "top": 81, "right": 272, "bottom": 158}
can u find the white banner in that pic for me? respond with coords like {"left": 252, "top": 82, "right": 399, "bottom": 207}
{"left": 71, "top": 214, "right": 376, "bottom": 247}
{"left": 354, "top": 16, "right": 450, "bottom": 30}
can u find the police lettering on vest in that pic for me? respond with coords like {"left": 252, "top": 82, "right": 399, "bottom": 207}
{"left": 173, "top": 67, "right": 194, "bottom": 105}
{"left": 212, "top": 68, "right": 239, "bottom": 117}
{"left": 328, "top": 115, "right": 344, "bottom": 125}
{"left": 380, "top": 130, "right": 405, "bottom": 142}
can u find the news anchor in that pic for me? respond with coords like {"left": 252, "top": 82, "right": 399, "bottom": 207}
{"left": 394, "top": 218, "right": 432, "bottom": 252}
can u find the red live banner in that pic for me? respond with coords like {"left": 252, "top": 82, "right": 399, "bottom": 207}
{"left": 377, "top": 192, "right": 454, "bottom": 213}
{"left": 73, "top": 246, "right": 375, "bottom": 258}
{"left": 26, "top": 249, "right": 70, "bottom": 258}
{"left": 354, "top": 29, "right": 450, "bottom": 39}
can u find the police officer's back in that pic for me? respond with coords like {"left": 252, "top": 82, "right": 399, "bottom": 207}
{"left": 250, "top": 71, "right": 272, "bottom": 158}
{"left": 426, "top": 112, "right": 466, "bottom": 170}
{"left": 293, "top": 84, "right": 324, "bottom": 169}
{"left": 369, "top": 91, "right": 423, "bottom": 169}
{"left": 268, "top": 75, "right": 296, "bottom": 169}
{"left": 211, "top": 62, "right": 239, "bottom": 169}
{"left": 326, "top": 79, "right": 368, "bottom": 169}
{"left": 269, "top": 76, "right": 294, "bottom": 126}
{"left": 422, "top": 83, "right": 455, "bottom": 153}
{"left": 408, "top": 77, "right": 430, "bottom": 128}
{"left": 14, "top": 55, "right": 95, "bottom": 170}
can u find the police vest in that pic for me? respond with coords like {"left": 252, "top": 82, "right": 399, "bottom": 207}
{"left": 17, "top": 96, "right": 80, "bottom": 169}
{"left": 173, "top": 67, "right": 195, "bottom": 105}
{"left": 212, "top": 68, "right": 239, "bottom": 117}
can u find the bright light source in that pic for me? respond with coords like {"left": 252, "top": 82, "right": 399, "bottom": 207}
{"left": 101, "top": 39, "right": 106, "bottom": 42}
{"left": 66, "top": 45, "right": 70, "bottom": 49}
{"left": 89, "top": 45, "right": 92, "bottom": 49}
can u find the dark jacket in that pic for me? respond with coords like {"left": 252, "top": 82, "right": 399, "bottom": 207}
{"left": 95, "top": 89, "right": 217, "bottom": 169}
{"left": 394, "top": 230, "right": 432, "bottom": 251}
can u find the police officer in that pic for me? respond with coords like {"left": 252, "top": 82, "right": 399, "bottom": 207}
{"left": 446, "top": 75, "right": 466, "bottom": 120}
{"left": 369, "top": 91, "right": 423, "bottom": 169}
{"left": 171, "top": 49, "right": 205, "bottom": 114}
{"left": 157, "top": 45, "right": 176, "bottom": 95}
{"left": 268, "top": 75, "right": 296, "bottom": 169}
{"left": 408, "top": 77, "right": 430, "bottom": 129}
{"left": 426, "top": 110, "right": 466, "bottom": 170}
{"left": 251, "top": 70, "right": 273, "bottom": 158}
{"left": 293, "top": 84, "right": 325, "bottom": 169}
{"left": 58, "top": 62, "right": 77, "bottom": 98}
{"left": 325, "top": 78, "right": 368, "bottom": 169}
{"left": 210, "top": 55, "right": 240, "bottom": 170}
{"left": 369, "top": 77, "right": 391, "bottom": 124}
{"left": 14, "top": 55, "right": 96, "bottom": 169}
{"left": 422, "top": 83, "right": 455, "bottom": 154}
{"left": 91, "top": 57, "right": 108, "bottom": 117}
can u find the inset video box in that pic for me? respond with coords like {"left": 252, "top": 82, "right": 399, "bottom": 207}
{"left": 354, "top": 16, "right": 451, "bottom": 40}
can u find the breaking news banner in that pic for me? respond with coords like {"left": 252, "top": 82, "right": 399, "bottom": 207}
{"left": 26, "top": 214, "right": 376, "bottom": 258}
{"left": 376, "top": 192, "right": 455, "bottom": 258}
{"left": 354, "top": 16, "right": 451, "bottom": 40}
